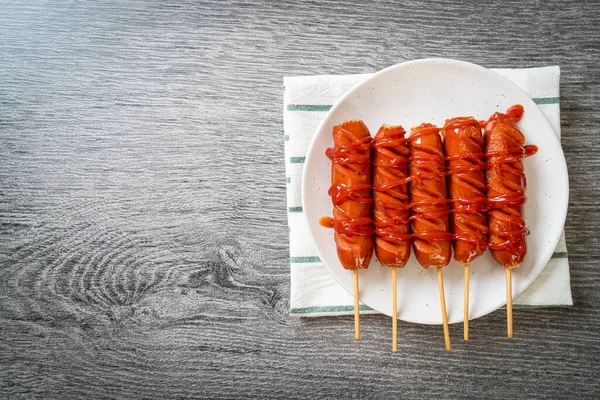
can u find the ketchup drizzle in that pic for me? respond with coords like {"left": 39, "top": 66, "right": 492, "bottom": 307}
{"left": 324, "top": 126, "right": 374, "bottom": 237}
{"left": 320, "top": 105, "right": 538, "bottom": 255}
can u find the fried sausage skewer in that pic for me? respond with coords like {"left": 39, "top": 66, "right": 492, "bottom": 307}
{"left": 373, "top": 125, "right": 411, "bottom": 351}
{"left": 484, "top": 105, "right": 537, "bottom": 338}
{"left": 409, "top": 123, "right": 452, "bottom": 351}
{"left": 326, "top": 120, "right": 374, "bottom": 340}
{"left": 443, "top": 117, "right": 488, "bottom": 340}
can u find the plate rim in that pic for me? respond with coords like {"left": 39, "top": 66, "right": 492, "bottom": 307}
{"left": 301, "top": 57, "right": 569, "bottom": 324}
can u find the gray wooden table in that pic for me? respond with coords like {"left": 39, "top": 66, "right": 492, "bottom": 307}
{"left": 1, "top": 1, "right": 599, "bottom": 398}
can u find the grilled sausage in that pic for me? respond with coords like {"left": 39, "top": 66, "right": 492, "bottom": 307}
{"left": 373, "top": 124, "right": 411, "bottom": 268}
{"left": 484, "top": 105, "right": 536, "bottom": 268}
{"left": 443, "top": 117, "right": 488, "bottom": 264}
{"left": 408, "top": 123, "right": 452, "bottom": 268}
{"left": 326, "top": 120, "right": 374, "bottom": 269}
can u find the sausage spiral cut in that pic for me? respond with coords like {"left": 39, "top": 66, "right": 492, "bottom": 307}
{"left": 372, "top": 124, "right": 411, "bottom": 350}
{"left": 443, "top": 117, "right": 488, "bottom": 263}
{"left": 408, "top": 123, "right": 452, "bottom": 268}
{"left": 373, "top": 125, "right": 411, "bottom": 268}
{"left": 409, "top": 123, "right": 453, "bottom": 350}
{"left": 325, "top": 120, "right": 374, "bottom": 270}
{"left": 484, "top": 104, "right": 537, "bottom": 339}
{"left": 443, "top": 116, "right": 488, "bottom": 341}
{"left": 484, "top": 105, "right": 536, "bottom": 268}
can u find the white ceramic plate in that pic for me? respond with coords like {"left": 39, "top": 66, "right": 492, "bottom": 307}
{"left": 302, "top": 58, "right": 568, "bottom": 325}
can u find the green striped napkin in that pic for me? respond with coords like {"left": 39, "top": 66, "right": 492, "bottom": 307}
{"left": 284, "top": 66, "right": 572, "bottom": 317}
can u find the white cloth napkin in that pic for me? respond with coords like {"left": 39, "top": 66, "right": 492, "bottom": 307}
{"left": 283, "top": 66, "right": 572, "bottom": 317}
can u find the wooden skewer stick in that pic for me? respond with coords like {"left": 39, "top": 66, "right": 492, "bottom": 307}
{"left": 392, "top": 267, "right": 398, "bottom": 352}
{"left": 354, "top": 269, "right": 360, "bottom": 341}
{"left": 506, "top": 266, "right": 513, "bottom": 339}
{"left": 437, "top": 267, "right": 451, "bottom": 351}
{"left": 464, "top": 262, "right": 470, "bottom": 341}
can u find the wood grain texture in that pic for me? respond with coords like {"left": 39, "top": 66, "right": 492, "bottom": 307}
{"left": 0, "top": 0, "right": 599, "bottom": 398}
